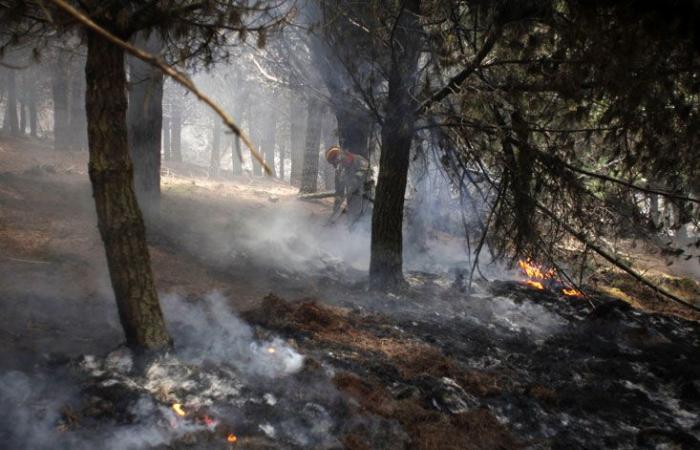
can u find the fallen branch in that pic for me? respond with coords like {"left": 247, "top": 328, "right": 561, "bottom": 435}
{"left": 535, "top": 202, "right": 700, "bottom": 312}
{"left": 46, "top": 0, "right": 271, "bottom": 175}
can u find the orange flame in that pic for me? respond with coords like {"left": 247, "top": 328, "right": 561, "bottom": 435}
{"left": 172, "top": 403, "right": 186, "bottom": 417}
{"left": 517, "top": 259, "right": 555, "bottom": 280}
{"left": 227, "top": 433, "right": 238, "bottom": 443}
{"left": 562, "top": 288, "right": 582, "bottom": 297}
{"left": 525, "top": 280, "right": 544, "bottom": 290}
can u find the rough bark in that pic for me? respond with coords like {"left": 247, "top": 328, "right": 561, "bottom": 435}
{"left": 300, "top": 97, "right": 323, "bottom": 193}
{"left": 289, "top": 94, "right": 307, "bottom": 186}
{"left": 209, "top": 116, "right": 221, "bottom": 178}
{"left": 127, "top": 33, "right": 164, "bottom": 207}
{"left": 52, "top": 54, "right": 71, "bottom": 150}
{"left": 369, "top": 0, "right": 422, "bottom": 291}
{"left": 85, "top": 31, "right": 171, "bottom": 352}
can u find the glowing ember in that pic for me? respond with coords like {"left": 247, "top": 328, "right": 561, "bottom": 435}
{"left": 172, "top": 403, "right": 186, "bottom": 417}
{"left": 525, "top": 280, "right": 545, "bottom": 290}
{"left": 227, "top": 433, "right": 238, "bottom": 443}
{"left": 562, "top": 288, "right": 583, "bottom": 297}
{"left": 266, "top": 347, "right": 276, "bottom": 354}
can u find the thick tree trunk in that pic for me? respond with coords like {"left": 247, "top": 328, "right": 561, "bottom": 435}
{"left": 209, "top": 117, "right": 221, "bottom": 178}
{"left": 52, "top": 55, "right": 71, "bottom": 150}
{"left": 369, "top": 0, "right": 422, "bottom": 292}
{"left": 4, "top": 70, "right": 19, "bottom": 135}
{"left": 289, "top": 94, "right": 306, "bottom": 186}
{"left": 85, "top": 31, "right": 171, "bottom": 352}
{"left": 300, "top": 97, "right": 323, "bottom": 193}
{"left": 170, "top": 102, "right": 182, "bottom": 162}
{"left": 127, "top": 34, "right": 164, "bottom": 207}
{"left": 250, "top": 102, "right": 262, "bottom": 176}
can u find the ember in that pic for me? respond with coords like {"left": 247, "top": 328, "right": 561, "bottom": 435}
{"left": 562, "top": 288, "right": 583, "bottom": 297}
{"left": 172, "top": 403, "right": 186, "bottom": 417}
{"left": 525, "top": 280, "right": 544, "bottom": 290}
{"left": 266, "top": 346, "right": 276, "bottom": 354}
{"left": 227, "top": 433, "right": 238, "bottom": 443}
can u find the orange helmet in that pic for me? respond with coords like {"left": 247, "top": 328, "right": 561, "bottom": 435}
{"left": 325, "top": 146, "right": 342, "bottom": 164}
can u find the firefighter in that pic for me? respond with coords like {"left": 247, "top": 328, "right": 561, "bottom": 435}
{"left": 325, "top": 146, "right": 371, "bottom": 226}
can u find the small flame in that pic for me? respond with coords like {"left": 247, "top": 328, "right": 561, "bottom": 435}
{"left": 227, "top": 433, "right": 238, "bottom": 443}
{"left": 266, "top": 347, "right": 276, "bottom": 354}
{"left": 525, "top": 280, "right": 544, "bottom": 290}
{"left": 172, "top": 403, "right": 186, "bottom": 417}
{"left": 562, "top": 288, "right": 582, "bottom": 297}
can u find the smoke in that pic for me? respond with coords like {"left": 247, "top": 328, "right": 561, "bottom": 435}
{"left": 162, "top": 291, "right": 304, "bottom": 378}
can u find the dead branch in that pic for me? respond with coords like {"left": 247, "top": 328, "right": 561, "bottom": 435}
{"left": 46, "top": 0, "right": 272, "bottom": 175}
{"left": 535, "top": 201, "right": 700, "bottom": 312}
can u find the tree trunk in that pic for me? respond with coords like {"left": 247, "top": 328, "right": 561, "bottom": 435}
{"left": 336, "top": 108, "right": 371, "bottom": 158}
{"left": 232, "top": 134, "right": 242, "bottom": 176}
{"left": 85, "top": 31, "right": 171, "bottom": 352}
{"left": 209, "top": 116, "right": 221, "bottom": 178}
{"left": 162, "top": 114, "right": 171, "bottom": 161}
{"left": 28, "top": 84, "right": 38, "bottom": 137}
{"left": 4, "top": 70, "right": 19, "bottom": 135}
{"left": 170, "top": 102, "right": 182, "bottom": 162}
{"left": 52, "top": 55, "right": 70, "bottom": 150}
{"left": 69, "top": 64, "right": 88, "bottom": 151}
{"left": 262, "top": 106, "right": 278, "bottom": 178}
{"left": 300, "top": 97, "right": 323, "bottom": 193}
{"left": 250, "top": 102, "right": 262, "bottom": 176}
{"left": 321, "top": 114, "right": 336, "bottom": 190}
{"left": 279, "top": 144, "right": 286, "bottom": 181}
{"left": 369, "top": 0, "right": 422, "bottom": 292}
{"left": 127, "top": 34, "right": 164, "bottom": 208}
{"left": 289, "top": 94, "right": 306, "bottom": 186}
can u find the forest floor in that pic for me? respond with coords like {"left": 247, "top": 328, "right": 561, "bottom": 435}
{"left": 1, "top": 135, "right": 700, "bottom": 449}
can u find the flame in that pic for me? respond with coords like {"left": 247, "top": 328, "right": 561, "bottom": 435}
{"left": 172, "top": 403, "right": 186, "bottom": 417}
{"left": 266, "top": 347, "right": 276, "bottom": 354}
{"left": 525, "top": 280, "right": 544, "bottom": 290}
{"left": 227, "top": 433, "right": 238, "bottom": 443}
{"left": 562, "top": 288, "right": 582, "bottom": 297}
{"left": 517, "top": 259, "right": 555, "bottom": 280}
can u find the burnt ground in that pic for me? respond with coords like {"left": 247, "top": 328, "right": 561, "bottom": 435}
{"left": 1, "top": 135, "right": 700, "bottom": 449}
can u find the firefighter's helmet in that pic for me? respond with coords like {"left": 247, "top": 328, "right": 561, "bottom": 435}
{"left": 325, "top": 146, "right": 343, "bottom": 165}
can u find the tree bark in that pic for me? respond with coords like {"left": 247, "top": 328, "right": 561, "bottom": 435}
{"left": 369, "top": 0, "right": 422, "bottom": 292}
{"left": 250, "top": 102, "right": 262, "bottom": 176}
{"left": 289, "top": 94, "right": 307, "bottom": 186}
{"left": 300, "top": 97, "right": 323, "bottom": 193}
{"left": 232, "top": 134, "right": 243, "bottom": 176}
{"left": 85, "top": 31, "right": 171, "bottom": 352}
{"left": 52, "top": 53, "right": 71, "bottom": 150}
{"left": 209, "top": 116, "right": 221, "bottom": 178}
{"left": 127, "top": 33, "right": 164, "bottom": 207}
